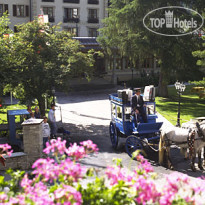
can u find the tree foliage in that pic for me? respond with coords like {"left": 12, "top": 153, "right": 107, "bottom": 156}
{"left": 98, "top": 0, "right": 204, "bottom": 97}
{"left": 192, "top": 11, "right": 205, "bottom": 68}
{"left": 2, "top": 20, "right": 95, "bottom": 115}
{"left": 0, "top": 13, "right": 13, "bottom": 96}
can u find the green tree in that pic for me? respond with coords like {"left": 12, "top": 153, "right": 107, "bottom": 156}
{"left": 6, "top": 20, "right": 94, "bottom": 115}
{"left": 192, "top": 10, "right": 205, "bottom": 67}
{"left": 0, "top": 13, "right": 13, "bottom": 96}
{"left": 98, "top": 0, "right": 204, "bottom": 97}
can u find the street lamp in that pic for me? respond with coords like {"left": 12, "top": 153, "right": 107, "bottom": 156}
{"left": 52, "top": 86, "right": 55, "bottom": 105}
{"left": 175, "top": 81, "right": 186, "bottom": 127}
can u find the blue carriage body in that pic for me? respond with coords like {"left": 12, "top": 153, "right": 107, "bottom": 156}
{"left": 109, "top": 93, "right": 163, "bottom": 138}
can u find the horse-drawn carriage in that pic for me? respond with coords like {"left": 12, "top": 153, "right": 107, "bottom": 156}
{"left": 109, "top": 86, "right": 163, "bottom": 157}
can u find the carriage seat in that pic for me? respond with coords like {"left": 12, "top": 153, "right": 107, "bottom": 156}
{"left": 138, "top": 114, "right": 157, "bottom": 123}
{"left": 131, "top": 114, "right": 157, "bottom": 126}
{"left": 147, "top": 114, "right": 157, "bottom": 123}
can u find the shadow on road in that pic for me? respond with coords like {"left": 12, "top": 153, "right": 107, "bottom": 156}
{"left": 60, "top": 122, "right": 205, "bottom": 178}
{"left": 69, "top": 111, "right": 110, "bottom": 121}
{"left": 60, "top": 122, "right": 113, "bottom": 153}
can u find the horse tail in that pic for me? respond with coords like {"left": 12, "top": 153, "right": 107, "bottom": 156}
{"left": 159, "top": 131, "right": 166, "bottom": 165}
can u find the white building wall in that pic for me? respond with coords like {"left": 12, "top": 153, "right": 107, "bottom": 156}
{"left": 0, "top": 0, "right": 30, "bottom": 30}
{"left": 34, "top": 0, "right": 108, "bottom": 37}
{"left": 0, "top": 0, "right": 108, "bottom": 36}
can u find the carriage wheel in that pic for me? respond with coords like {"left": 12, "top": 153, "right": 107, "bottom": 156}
{"left": 109, "top": 122, "right": 119, "bottom": 149}
{"left": 125, "top": 135, "right": 143, "bottom": 158}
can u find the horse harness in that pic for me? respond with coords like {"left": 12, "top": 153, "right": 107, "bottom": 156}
{"left": 196, "top": 122, "right": 205, "bottom": 141}
{"left": 163, "top": 128, "right": 196, "bottom": 160}
{"left": 163, "top": 123, "right": 204, "bottom": 154}
{"left": 187, "top": 130, "right": 195, "bottom": 159}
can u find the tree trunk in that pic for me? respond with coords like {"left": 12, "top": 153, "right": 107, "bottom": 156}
{"left": 158, "top": 69, "right": 169, "bottom": 97}
{"left": 38, "top": 96, "right": 46, "bottom": 117}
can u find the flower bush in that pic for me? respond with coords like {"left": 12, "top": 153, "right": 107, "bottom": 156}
{"left": 0, "top": 138, "right": 205, "bottom": 204}
{"left": 0, "top": 144, "right": 13, "bottom": 167}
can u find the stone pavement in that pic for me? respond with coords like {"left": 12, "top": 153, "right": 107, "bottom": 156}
{"left": 1, "top": 88, "right": 205, "bottom": 178}
{"left": 55, "top": 89, "right": 205, "bottom": 178}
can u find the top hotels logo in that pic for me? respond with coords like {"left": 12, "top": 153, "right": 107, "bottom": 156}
{"left": 143, "top": 6, "right": 204, "bottom": 36}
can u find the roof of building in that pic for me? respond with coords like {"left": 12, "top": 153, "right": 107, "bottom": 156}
{"left": 73, "top": 37, "right": 102, "bottom": 50}
{"left": 73, "top": 37, "right": 99, "bottom": 46}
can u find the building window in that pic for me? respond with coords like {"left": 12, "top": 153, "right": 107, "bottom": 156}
{"left": 63, "top": 0, "right": 80, "bottom": 3}
{"left": 88, "top": 9, "right": 98, "bottom": 23}
{"left": 64, "top": 27, "right": 78, "bottom": 36}
{"left": 88, "top": 28, "right": 98, "bottom": 37}
{"left": 13, "top": 5, "right": 29, "bottom": 17}
{"left": 0, "top": 5, "right": 3, "bottom": 16}
{"left": 64, "top": 8, "right": 79, "bottom": 23}
{"left": 141, "top": 57, "right": 154, "bottom": 69}
{"left": 43, "top": 7, "right": 55, "bottom": 22}
{"left": 17, "top": 5, "right": 24, "bottom": 17}
{"left": 88, "top": 0, "right": 99, "bottom": 4}
{"left": 0, "top": 4, "right": 8, "bottom": 17}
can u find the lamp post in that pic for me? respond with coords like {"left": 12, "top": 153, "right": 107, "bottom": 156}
{"left": 52, "top": 86, "right": 55, "bottom": 105}
{"left": 175, "top": 81, "right": 186, "bottom": 127}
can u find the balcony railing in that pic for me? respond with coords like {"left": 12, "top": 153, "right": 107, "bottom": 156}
{"left": 64, "top": 17, "right": 79, "bottom": 23}
{"left": 63, "top": 0, "right": 80, "bottom": 3}
{"left": 87, "top": 18, "right": 99, "bottom": 23}
{"left": 88, "top": 0, "right": 99, "bottom": 4}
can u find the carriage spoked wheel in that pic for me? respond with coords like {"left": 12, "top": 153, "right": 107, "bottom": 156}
{"left": 109, "top": 122, "right": 119, "bottom": 149}
{"left": 125, "top": 135, "right": 143, "bottom": 158}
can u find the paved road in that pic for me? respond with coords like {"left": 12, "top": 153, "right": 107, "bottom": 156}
{"left": 55, "top": 89, "right": 205, "bottom": 178}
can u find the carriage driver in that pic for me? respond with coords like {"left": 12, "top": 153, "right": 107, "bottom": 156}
{"left": 131, "top": 88, "right": 147, "bottom": 124}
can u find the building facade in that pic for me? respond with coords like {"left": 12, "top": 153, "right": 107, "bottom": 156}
{"left": 0, "top": 0, "right": 108, "bottom": 37}
{"left": 0, "top": 0, "right": 159, "bottom": 84}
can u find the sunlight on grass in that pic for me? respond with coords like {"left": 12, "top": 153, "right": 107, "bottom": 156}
{"left": 0, "top": 104, "right": 27, "bottom": 124}
{"left": 156, "top": 85, "right": 205, "bottom": 125}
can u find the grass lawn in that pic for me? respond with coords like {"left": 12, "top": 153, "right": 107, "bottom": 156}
{"left": 0, "top": 104, "right": 27, "bottom": 124}
{"left": 155, "top": 85, "right": 205, "bottom": 125}
{"left": 0, "top": 104, "right": 50, "bottom": 124}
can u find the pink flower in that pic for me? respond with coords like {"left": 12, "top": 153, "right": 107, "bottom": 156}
{"left": 135, "top": 154, "right": 153, "bottom": 174}
{"left": 0, "top": 144, "right": 13, "bottom": 156}
{"left": 20, "top": 174, "right": 33, "bottom": 191}
{"left": 20, "top": 181, "right": 54, "bottom": 204}
{"left": 54, "top": 185, "right": 82, "bottom": 205}
{"left": 133, "top": 176, "right": 160, "bottom": 204}
{"left": 44, "top": 137, "right": 67, "bottom": 155}
{"left": 105, "top": 166, "right": 133, "bottom": 185}
{"left": 159, "top": 172, "right": 196, "bottom": 205}
{"left": 58, "top": 158, "right": 86, "bottom": 183}
{"left": 0, "top": 193, "right": 8, "bottom": 202}
{"left": 32, "top": 158, "right": 59, "bottom": 182}
{"left": 66, "top": 143, "right": 86, "bottom": 160}
{"left": 80, "top": 140, "right": 99, "bottom": 153}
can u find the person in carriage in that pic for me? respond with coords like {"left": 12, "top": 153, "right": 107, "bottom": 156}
{"left": 131, "top": 88, "right": 147, "bottom": 124}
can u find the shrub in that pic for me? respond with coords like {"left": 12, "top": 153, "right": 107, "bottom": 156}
{"left": 0, "top": 139, "right": 205, "bottom": 204}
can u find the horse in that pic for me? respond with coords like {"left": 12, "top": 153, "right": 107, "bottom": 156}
{"left": 181, "top": 120, "right": 205, "bottom": 167}
{"left": 159, "top": 122, "right": 205, "bottom": 171}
